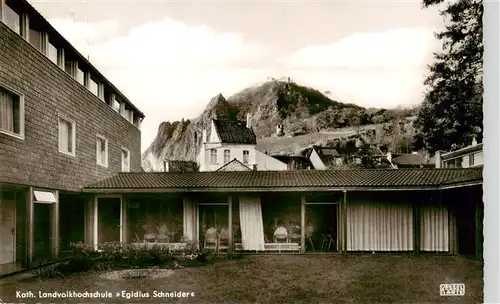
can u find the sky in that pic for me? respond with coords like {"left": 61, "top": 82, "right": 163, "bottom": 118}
{"left": 28, "top": 0, "right": 445, "bottom": 152}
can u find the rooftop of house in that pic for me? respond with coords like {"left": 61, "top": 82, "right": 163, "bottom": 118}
{"left": 441, "top": 142, "right": 483, "bottom": 160}
{"left": 213, "top": 119, "right": 257, "bottom": 145}
{"left": 216, "top": 158, "right": 251, "bottom": 171}
{"left": 84, "top": 167, "right": 482, "bottom": 192}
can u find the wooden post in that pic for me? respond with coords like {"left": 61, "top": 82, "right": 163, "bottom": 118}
{"left": 413, "top": 196, "right": 420, "bottom": 254}
{"left": 51, "top": 190, "right": 60, "bottom": 260}
{"left": 445, "top": 190, "right": 457, "bottom": 255}
{"left": 300, "top": 194, "right": 306, "bottom": 254}
{"left": 228, "top": 195, "right": 233, "bottom": 254}
{"left": 342, "top": 190, "right": 347, "bottom": 254}
{"left": 93, "top": 197, "right": 98, "bottom": 251}
{"left": 121, "top": 196, "right": 127, "bottom": 245}
{"left": 475, "top": 198, "right": 483, "bottom": 258}
{"left": 27, "top": 187, "right": 34, "bottom": 266}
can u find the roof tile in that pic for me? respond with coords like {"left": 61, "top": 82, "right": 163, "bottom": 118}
{"left": 213, "top": 120, "right": 256, "bottom": 144}
{"left": 84, "top": 167, "right": 482, "bottom": 190}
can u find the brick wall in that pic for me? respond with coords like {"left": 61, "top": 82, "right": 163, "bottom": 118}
{"left": 0, "top": 23, "right": 142, "bottom": 192}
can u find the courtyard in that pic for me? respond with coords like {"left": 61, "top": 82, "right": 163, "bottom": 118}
{"left": 0, "top": 254, "right": 483, "bottom": 303}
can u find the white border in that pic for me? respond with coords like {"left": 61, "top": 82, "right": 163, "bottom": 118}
{"left": 483, "top": 1, "right": 499, "bottom": 302}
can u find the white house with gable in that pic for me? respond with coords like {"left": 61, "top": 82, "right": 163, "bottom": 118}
{"left": 197, "top": 114, "right": 287, "bottom": 172}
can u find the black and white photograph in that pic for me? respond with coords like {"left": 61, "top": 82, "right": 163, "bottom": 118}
{"left": 0, "top": 0, "right": 488, "bottom": 303}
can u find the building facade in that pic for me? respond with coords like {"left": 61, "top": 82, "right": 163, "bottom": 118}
{"left": 435, "top": 139, "right": 483, "bottom": 169}
{"left": 197, "top": 116, "right": 287, "bottom": 172}
{"left": 82, "top": 168, "right": 483, "bottom": 258}
{"left": 0, "top": 0, "right": 144, "bottom": 273}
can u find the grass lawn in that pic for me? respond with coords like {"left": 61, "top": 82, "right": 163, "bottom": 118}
{"left": 0, "top": 254, "right": 483, "bottom": 304}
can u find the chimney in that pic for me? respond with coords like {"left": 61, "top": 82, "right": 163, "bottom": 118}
{"left": 435, "top": 151, "right": 442, "bottom": 168}
{"left": 253, "top": 164, "right": 257, "bottom": 171}
{"left": 246, "top": 113, "right": 251, "bottom": 129}
{"left": 471, "top": 136, "right": 478, "bottom": 146}
{"left": 164, "top": 160, "right": 169, "bottom": 172}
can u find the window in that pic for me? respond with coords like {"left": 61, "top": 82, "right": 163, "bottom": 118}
{"left": 4, "top": 4, "right": 20, "bottom": 34}
{"left": 224, "top": 149, "right": 230, "bottom": 164}
{"left": 243, "top": 150, "right": 249, "bottom": 164}
{"left": 47, "top": 41, "right": 58, "bottom": 64}
{"left": 75, "top": 67, "right": 85, "bottom": 85}
{"left": 469, "top": 154, "right": 474, "bottom": 167}
{"left": 88, "top": 77, "right": 99, "bottom": 96}
{"left": 96, "top": 135, "right": 108, "bottom": 167}
{"left": 134, "top": 116, "right": 141, "bottom": 129}
{"left": 58, "top": 116, "right": 76, "bottom": 156}
{"left": 0, "top": 85, "right": 24, "bottom": 138}
{"left": 210, "top": 149, "right": 217, "bottom": 165}
{"left": 473, "top": 151, "right": 483, "bottom": 166}
{"left": 113, "top": 98, "right": 121, "bottom": 113}
{"left": 122, "top": 148, "right": 130, "bottom": 172}
{"left": 65, "top": 60, "right": 74, "bottom": 76}
{"left": 29, "top": 28, "right": 42, "bottom": 51}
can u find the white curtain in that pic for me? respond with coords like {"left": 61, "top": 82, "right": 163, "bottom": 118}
{"left": 0, "top": 89, "right": 14, "bottom": 133}
{"left": 239, "top": 195, "right": 265, "bottom": 251}
{"left": 420, "top": 204, "right": 449, "bottom": 252}
{"left": 183, "top": 197, "right": 195, "bottom": 242}
{"left": 347, "top": 200, "right": 413, "bottom": 251}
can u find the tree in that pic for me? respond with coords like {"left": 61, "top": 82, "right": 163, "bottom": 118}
{"left": 413, "top": 0, "right": 483, "bottom": 154}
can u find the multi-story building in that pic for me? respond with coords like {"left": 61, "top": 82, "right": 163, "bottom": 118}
{"left": 435, "top": 138, "right": 483, "bottom": 169}
{"left": 0, "top": 0, "right": 144, "bottom": 274}
{"left": 197, "top": 115, "right": 287, "bottom": 172}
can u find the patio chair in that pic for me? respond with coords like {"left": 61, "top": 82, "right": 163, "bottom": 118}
{"left": 305, "top": 228, "right": 315, "bottom": 252}
{"left": 321, "top": 234, "right": 335, "bottom": 252}
{"left": 219, "top": 228, "right": 230, "bottom": 252}
{"left": 204, "top": 227, "right": 218, "bottom": 251}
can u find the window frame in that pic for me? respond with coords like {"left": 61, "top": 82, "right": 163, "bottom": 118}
{"left": 96, "top": 134, "right": 109, "bottom": 168}
{"left": 4, "top": 3, "right": 21, "bottom": 34}
{"left": 210, "top": 148, "right": 217, "bottom": 165}
{"left": 58, "top": 115, "right": 76, "bottom": 157}
{"left": 223, "top": 149, "right": 230, "bottom": 164}
{"left": 0, "top": 83, "right": 25, "bottom": 140}
{"left": 243, "top": 150, "right": 250, "bottom": 164}
{"left": 121, "top": 147, "right": 130, "bottom": 172}
{"left": 75, "top": 65, "right": 85, "bottom": 85}
{"left": 88, "top": 75, "right": 100, "bottom": 97}
{"left": 47, "top": 40, "right": 59, "bottom": 65}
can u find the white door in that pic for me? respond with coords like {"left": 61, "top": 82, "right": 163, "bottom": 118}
{"left": 0, "top": 200, "right": 15, "bottom": 265}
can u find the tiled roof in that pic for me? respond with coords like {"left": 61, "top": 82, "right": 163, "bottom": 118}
{"left": 213, "top": 120, "right": 256, "bottom": 144}
{"left": 84, "top": 167, "right": 482, "bottom": 191}
{"left": 442, "top": 166, "right": 483, "bottom": 185}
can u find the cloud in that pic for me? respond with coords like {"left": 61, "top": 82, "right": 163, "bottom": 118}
{"left": 47, "top": 18, "right": 119, "bottom": 44}
{"left": 283, "top": 27, "right": 436, "bottom": 70}
{"left": 48, "top": 17, "right": 274, "bottom": 151}
{"left": 282, "top": 27, "right": 439, "bottom": 108}
{"left": 48, "top": 17, "right": 438, "bottom": 152}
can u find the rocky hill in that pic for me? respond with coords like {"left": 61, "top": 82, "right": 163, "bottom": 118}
{"left": 141, "top": 79, "right": 418, "bottom": 171}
